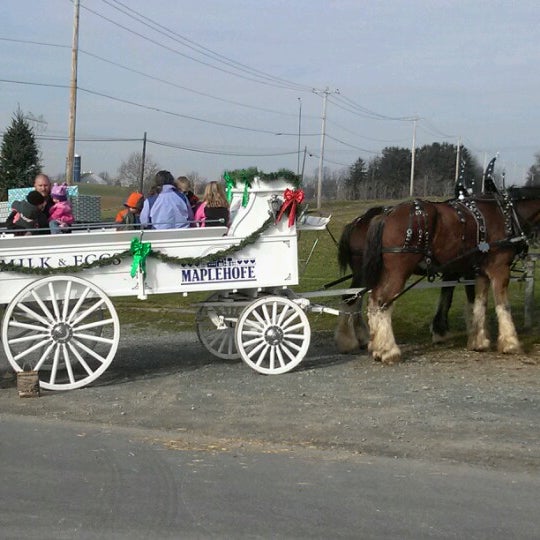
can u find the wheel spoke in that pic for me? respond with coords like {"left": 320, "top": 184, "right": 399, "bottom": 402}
{"left": 71, "top": 338, "right": 108, "bottom": 364}
{"left": 49, "top": 344, "right": 61, "bottom": 384}
{"left": 30, "top": 290, "right": 55, "bottom": 321}
{"left": 8, "top": 332, "right": 49, "bottom": 345}
{"left": 242, "top": 335, "right": 265, "bottom": 348}
{"left": 246, "top": 339, "right": 267, "bottom": 359}
{"left": 62, "top": 344, "right": 76, "bottom": 384}
{"left": 276, "top": 304, "right": 291, "bottom": 326}
{"left": 47, "top": 282, "right": 62, "bottom": 320}
{"left": 34, "top": 342, "right": 57, "bottom": 371}
{"left": 71, "top": 298, "right": 106, "bottom": 326}
{"left": 61, "top": 281, "right": 73, "bottom": 320}
{"left": 253, "top": 344, "right": 271, "bottom": 367}
{"left": 13, "top": 338, "right": 51, "bottom": 361}
{"left": 73, "top": 332, "right": 115, "bottom": 345}
{"left": 67, "top": 342, "right": 95, "bottom": 376}
{"left": 275, "top": 347, "right": 286, "bottom": 368}
{"left": 74, "top": 317, "right": 114, "bottom": 332}
{"left": 66, "top": 287, "right": 92, "bottom": 324}
{"left": 15, "top": 302, "right": 51, "bottom": 327}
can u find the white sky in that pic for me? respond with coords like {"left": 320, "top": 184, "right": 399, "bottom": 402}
{"left": 1, "top": 0, "right": 539, "bottom": 184}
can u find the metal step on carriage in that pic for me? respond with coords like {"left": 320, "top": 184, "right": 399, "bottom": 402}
{"left": 0, "top": 178, "right": 333, "bottom": 391}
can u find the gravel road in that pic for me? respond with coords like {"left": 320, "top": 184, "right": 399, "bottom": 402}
{"left": 1, "top": 325, "right": 539, "bottom": 472}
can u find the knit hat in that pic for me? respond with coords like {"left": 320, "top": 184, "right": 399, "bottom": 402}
{"left": 124, "top": 192, "right": 144, "bottom": 210}
{"left": 26, "top": 190, "right": 45, "bottom": 206}
{"left": 51, "top": 182, "right": 68, "bottom": 201}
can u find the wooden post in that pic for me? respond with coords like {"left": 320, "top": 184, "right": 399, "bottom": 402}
{"left": 523, "top": 256, "right": 536, "bottom": 329}
{"left": 65, "top": 0, "right": 79, "bottom": 185}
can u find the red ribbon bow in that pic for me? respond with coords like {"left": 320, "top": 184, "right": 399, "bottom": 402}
{"left": 276, "top": 188, "right": 304, "bottom": 227}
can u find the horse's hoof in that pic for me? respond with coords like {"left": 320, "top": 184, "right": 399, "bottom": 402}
{"left": 468, "top": 338, "right": 490, "bottom": 352}
{"left": 334, "top": 336, "right": 360, "bottom": 354}
{"left": 372, "top": 346, "right": 401, "bottom": 365}
{"left": 497, "top": 339, "right": 522, "bottom": 355}
{"left": 432, "top": 332, "right": 449, "bottom": 344}
{"left": 336, "top": 343, "right": 360, "bottom": 354}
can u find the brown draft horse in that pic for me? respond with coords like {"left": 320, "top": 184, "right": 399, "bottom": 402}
{"left": 340, "top": 187, "right": 540, "bottom": 364}
{"left": 334, "top": 206, "right": 476, "bottom": 353}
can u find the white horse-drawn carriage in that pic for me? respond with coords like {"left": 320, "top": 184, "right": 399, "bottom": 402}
{"left": 0, "top": 178, "right": 330, "bottom": 391}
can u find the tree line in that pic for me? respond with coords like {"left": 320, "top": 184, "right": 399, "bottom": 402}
{"left": 1, "top": 108, "right": 539, "bottom": 202}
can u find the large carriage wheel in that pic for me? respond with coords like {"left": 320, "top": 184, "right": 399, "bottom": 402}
{"left": 196, "top": 293, "right": 242, "bottom": 360}
{"left": 235, "top": 296, "right": 311, "bottom": 374}
{"left": 2, "top": 275, "right": 120, "bottom": 391}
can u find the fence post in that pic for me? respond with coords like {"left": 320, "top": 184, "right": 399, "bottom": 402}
{"left": 523, "top": 256, "right": 536, "bottom": 329}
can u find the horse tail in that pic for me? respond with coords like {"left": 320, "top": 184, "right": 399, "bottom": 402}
{"left": 337, "top": 221, "right": 356, "bottom": 274}
{"left": 362, "top": 215, "right": 385, "bottom": 289}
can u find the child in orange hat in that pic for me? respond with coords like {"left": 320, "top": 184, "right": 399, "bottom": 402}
{"left": 115, "top": 192, "right": 144, "bottom": 230}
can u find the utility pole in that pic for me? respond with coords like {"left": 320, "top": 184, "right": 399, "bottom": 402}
{"left": 454, "top": 137, "right": 461, "bottom": 183}
{"left": 314, "top": 87, "right": 338, "bottom": 210}
{"left": 300, "top": 145, "right": 307, "bottom": 182}
{"left": 409, "top": 116, "right": 418, "bottom": 198}
{"left": 139, "top": 132, "right": 147, "bottom": 194}
{"left": 297, "top": 97, "right": 302, "bottom": 176}
{"left": 65, "top": 0, "right": 80, "bottom": 186}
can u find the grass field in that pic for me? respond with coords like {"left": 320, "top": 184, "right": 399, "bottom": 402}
{"left": 79, "top": 184, "right": 539, "bottom": 349}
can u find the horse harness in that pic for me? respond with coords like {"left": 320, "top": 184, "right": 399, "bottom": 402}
{"left": 381, "top": 194, "right": 528, "bottom": 279}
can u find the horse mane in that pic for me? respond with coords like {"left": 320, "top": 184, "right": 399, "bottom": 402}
{"left": 507, "top": 185, "right": 540, "bottom": 200}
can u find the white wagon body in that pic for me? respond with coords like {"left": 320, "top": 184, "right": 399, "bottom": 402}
{"left": 0, "top": 179, "right": 316, "bottom": 390}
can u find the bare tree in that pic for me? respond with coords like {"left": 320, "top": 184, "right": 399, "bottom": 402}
{"left": 117, "top": 152, "right": 160, "bottom": 193}
{"left": 185, "top": 170, "right": 207, "bottom": 195}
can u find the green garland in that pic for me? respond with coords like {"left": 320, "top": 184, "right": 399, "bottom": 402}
{"left": 224, "top": 167, "right": 301, "bottom": 189}
{"left": 0, "top": 217, "right": 274, "bottom": 276}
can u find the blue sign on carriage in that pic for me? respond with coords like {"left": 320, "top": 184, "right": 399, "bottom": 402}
{"left": 180, "top": 257, "right": 256, "bottom": 284}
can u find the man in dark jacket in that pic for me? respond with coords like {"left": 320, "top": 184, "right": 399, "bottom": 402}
{"left": 6, "top": 191, "right": 46, "bottom": 235}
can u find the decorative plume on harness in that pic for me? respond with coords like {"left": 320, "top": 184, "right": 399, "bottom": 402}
{"left": 454, "top": 157, "right": 469, "bottom": 200}
{"left": 483, "top": 156, "right": 499, "bottom": 194}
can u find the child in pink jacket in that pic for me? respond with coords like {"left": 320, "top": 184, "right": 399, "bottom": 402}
{"left": 49, "top": 183, "right": 74, "bottom": 234}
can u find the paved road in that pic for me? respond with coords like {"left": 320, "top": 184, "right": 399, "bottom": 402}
{"left": 1, "top": 414, "right": 539, "bottom": 539}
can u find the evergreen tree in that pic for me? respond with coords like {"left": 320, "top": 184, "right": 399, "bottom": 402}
{"left": 345, "top": 157, "right": 366, "bottom": 200}
{"left": 0, "top": 108, "right": 41, "bottom": 200}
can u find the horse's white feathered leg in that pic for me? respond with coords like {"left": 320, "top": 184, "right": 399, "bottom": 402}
{"left": 467, "top": 276, "right": 490, "bottom": 351}
{"left": 367, "top": 300, "right": 401, "bottom": 364}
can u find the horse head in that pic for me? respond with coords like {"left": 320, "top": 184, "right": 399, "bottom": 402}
{"left": 507, "top": 186, "right": 540, "bottom": 237}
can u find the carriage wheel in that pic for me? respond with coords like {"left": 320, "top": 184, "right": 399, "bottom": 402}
{"left": 1, "top": 276, "right": 120, "bottom": 391}
{"left": 235, "top": 296, "right": 311, "bottom": 374}
{"left": 196, "top": 293, "right": 242, "bottom": 360}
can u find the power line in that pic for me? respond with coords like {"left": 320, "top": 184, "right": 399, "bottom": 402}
{"left": 79, "top": 49, "right": 299, "bottom": 117}
{"left": 80, "top": 2, "right": 311, "bottom": 92}
{"left": 0, "top": 77, "right": 301, "bottom": 135}
{"left": 148, "top": 139, "right": 300, "bottom": 157}
{"left": 325, "top": 134, "right": 379, "bottom": 154}
{"left": 1, "top": 35, "right": 306, "bottom": 117}
{"left": 330, "top": 93, "right": 416, "bottom": 121}
{"left": 24, "top": 132, "right": 302, "bottom": 158}
{"left": 100, "top": 0, "right": 313, "bottom": 92}
{"left": 326, "top": 119, "right": 408, "bottom": 143}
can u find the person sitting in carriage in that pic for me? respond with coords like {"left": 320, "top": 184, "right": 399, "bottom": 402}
{"left": 115, "top": 191, "right": 144, "bottom": 230}
{"left": 194, "top": 181, "right": 230, "bottom": 228}
{"left": 6, "top": 190, "right": 46, "bottom": 235}
{"left": 48, "top": 183, "right": 74, "bottom": 234}
{"left": 141, "top": 170, "right": 190, "bottom": 230}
